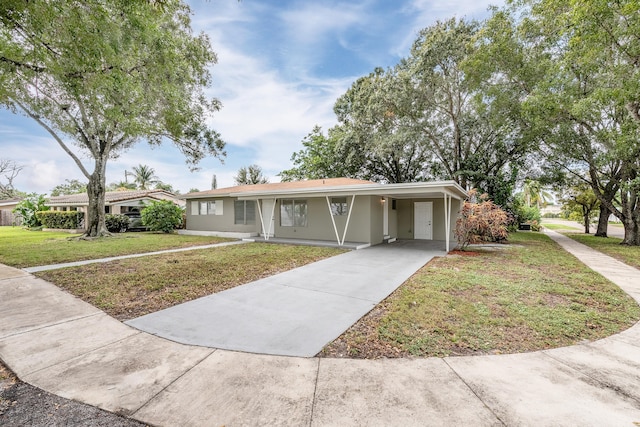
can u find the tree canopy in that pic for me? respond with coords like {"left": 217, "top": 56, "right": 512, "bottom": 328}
{"left": 234, "top": 164, "right": 269, "bottom": 185}
{"left": 477, "top": 0, "right": 640, "bottom": 244}
{"left": 281, "top": 2, "right": 640, "bottom": 245}
{"left": 0, "top": 0, "right": 224, "bottom": 236}
{"left": 279, "top": 126, "right": 363, "bottom": 182}
{"left": 283, "top": 18, "right": 531, "bottom": 207}
{"left": 50, "top": 179, "right": 87, "bottom": 196}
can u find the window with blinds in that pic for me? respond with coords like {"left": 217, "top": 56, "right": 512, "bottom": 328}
{"left": 234, "top": 200, "right": 256, "bottom": 224}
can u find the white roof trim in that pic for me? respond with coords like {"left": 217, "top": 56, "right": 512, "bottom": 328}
{"left": 186, "top": 181, "right": 467, "bottom": 201}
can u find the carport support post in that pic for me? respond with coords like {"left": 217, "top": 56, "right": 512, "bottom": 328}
{"left": 257, "top": 199, "right": 266, "bottom": 240}
{"left": 341, "top": 195, "right": 356, "bottom": 246}
{"left": 443, "top": 192, "right": 452, "bottom": 252}
{"left": 326, "top": 196, "right": 341, "bottom": 245}
{"left": 268, "top": 198, "right": 276, "bottom": 238}
{"left": 256, "top": 198, "right": 276, "bottom": 241}
{"left": 325, "top": 194, "right": 356, "bottom": 246}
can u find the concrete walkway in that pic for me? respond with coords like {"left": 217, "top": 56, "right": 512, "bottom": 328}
{"left": 542, "top": 218, "right": 626, "bottom": 239}
{"left": 0, "top": 233, "right": 639, "bottom": 426}
{"left": 126, "top": 240, "right": 445, "bottom": 357}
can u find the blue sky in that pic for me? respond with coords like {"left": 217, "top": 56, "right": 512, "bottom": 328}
{"left": 0, "top": 0, "right": 502, "bottom": 195}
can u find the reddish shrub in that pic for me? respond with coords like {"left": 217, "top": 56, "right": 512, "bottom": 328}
{"left": 455, "top": 190, "right": 509, "bottom": 249}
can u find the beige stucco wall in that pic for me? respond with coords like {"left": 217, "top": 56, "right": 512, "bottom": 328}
{"left": 369, "top": 196, "right": 384, "bottom": 244}
{"left": 387, "top": 199, "right": 398, "bottom": 238}
{"left": 396, "top": 198, "right": 461, "bottom": 241}
{"left": 186, "top": 197, "right": 259, "bottom": 233}
{"left": 184, "top": 194, "right": 461, "bottom": 245}
{"left": 273, "top": 196, "right": 378, "bottom": 244}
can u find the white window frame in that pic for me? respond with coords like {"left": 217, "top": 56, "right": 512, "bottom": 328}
{"left": 192, "top": 200, "right": 223, "bottom": 215}
{"left": 280, "top": 199, "right": 307, "bottom": 227}
{"left": 234, "top": 200, "right": 256, "bottom": 225}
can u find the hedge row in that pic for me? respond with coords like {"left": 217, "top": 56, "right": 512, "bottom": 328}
{"left": 105, "top": 214, "right": 129, "bottom": 232}
{"left": 36, "top": 211, "right": 84, "bottom": 229}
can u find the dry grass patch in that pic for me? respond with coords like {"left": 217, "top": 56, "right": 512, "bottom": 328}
{"left": 36, "top": 243, "right": 345, "bottom": 321}
{"left": 320, "top": 232, "right": 639, "bottom": 359}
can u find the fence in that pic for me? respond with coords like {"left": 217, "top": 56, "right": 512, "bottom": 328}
{"left": 0, "top": 210, "right": 21, "bottom": 226}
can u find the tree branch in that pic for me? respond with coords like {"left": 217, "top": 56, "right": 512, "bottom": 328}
{"left": 11, "top": 98, "right": 91, "bottom": 179}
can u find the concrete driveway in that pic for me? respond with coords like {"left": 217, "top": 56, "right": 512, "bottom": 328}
{"left": 126, "top": 240, "right": 445, "bottom": 357}
{"left": 2, "top": 232, "right": 640, "bottom": 425}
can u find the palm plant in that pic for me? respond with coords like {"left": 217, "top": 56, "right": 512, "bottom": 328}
{"left": 521, "top": 179, "right": 553, "bottom": 208}
{"left": 128, "top": 164, "right": 160, "bottom": 190}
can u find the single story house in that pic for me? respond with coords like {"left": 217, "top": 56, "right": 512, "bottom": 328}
{"left": 180, "top": 178, "right": 467, "bottom": 251}
{"left": 46, "top": 190, "right": 185, "bottom": 230}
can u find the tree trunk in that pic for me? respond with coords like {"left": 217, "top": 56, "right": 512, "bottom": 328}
{"left": 595, "top": 206, "right": 609, "bottom": 237}
{"left": 582, "top": 208, "right": 591, "bottom": 234}
{"left": 621, "top": 218, "right": 640, "bottom": 246}
{"left": 84, "top": 156, "right": 110, "bottom": 238}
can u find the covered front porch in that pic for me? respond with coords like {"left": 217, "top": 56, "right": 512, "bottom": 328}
{"left": 244, "top": 236, "right": 449, "bottom": 251}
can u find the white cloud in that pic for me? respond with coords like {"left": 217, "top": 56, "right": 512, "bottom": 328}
{"left": 0, "top": 0, "right": 506, "bottom": 196}
{"left": 392, "top": 0, "right": 500, "bottom": 57}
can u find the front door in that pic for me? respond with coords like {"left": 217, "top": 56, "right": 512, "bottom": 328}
{"left": 414, "top": 202, "right": 433, "bottom": 240}
{"left": 261, "top": 199, "right": 275, "bottom": 237}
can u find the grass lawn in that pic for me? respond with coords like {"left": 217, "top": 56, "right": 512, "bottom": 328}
{"left": 320, "top": 232, "right": 640, "bottom": 358}
{"left": 0, "top": 226, "right": 233, "bottom": 268}
{"left": 542, "top": 223, "right": 581, "bottom": 230}
{"left": 36, "top": 243, "right": 345, "bottom": 321}
{"left": 565, "top": 233, "right": 640, "bottom": 270}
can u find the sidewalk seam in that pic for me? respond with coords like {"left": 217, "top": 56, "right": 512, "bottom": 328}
{"left": 307, "top": 358, "right": 322, "bottom": 427}
{"left": 23, "top": 240, "right": 248, "bottom": 273}
{"left": 443, "top": 358, "right": 507, "bottom": 426}
{"left": 22, "top": 331, "right": 144, "bottom": 378}
{"left": 541, "top": 351, "right": 640, "bottom": 407}
{"left": 130, "top": 348, "right": 217, "bottom": 418}
{"left": 0, "top": 311, "right": 102, "bottom": 341}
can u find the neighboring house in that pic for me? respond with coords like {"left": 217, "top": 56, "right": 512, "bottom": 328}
{"left": 0, "top": 198, "right": 22, "bottom": 226}
{"left": 46, "top": 190, "right": 185, "bottom": 230}
{"left": 540, "top": 204, "right": 562, "bottom": 216}
{"left": 181, "top": 178, "right": 467, "bottom": 251}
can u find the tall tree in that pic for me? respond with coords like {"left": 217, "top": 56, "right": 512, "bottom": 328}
{"left": 329, "top": 18, "right": 531, "bottom": 199}
{"left": 154, "top": 182, "right": 176, "bottom": 193}
{"left": 520, "top": 179, "right": 552, "bottom": 209}
{"left": 334, "top": 67, "right": 432, "bottom": 183}
{"left": 0, "top": 159, "right": 22, "bottom": 199}
{"left": 129, "top": 164, "right": 160, "bottom": 190}
{"left": 0, "top": 0, "right": 224, "bottom": 237}
{"left": 280, "top": 126, "right": 364, "bottom": 182}
{"left": 50, "top": 179, "right": 87, "bottom": 196}
{"left": 107, "top": 181, "right": 137, "bottom": 191}
{"left": 560, "top": 182, "right": 600, "bottom": 235}
{"left": 486, "top": 0, "right": 640, "bottom": 244}
{"left": 234, "top": 164, "right": 268, "bottom": 185}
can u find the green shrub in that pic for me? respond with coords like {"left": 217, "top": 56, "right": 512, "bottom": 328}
{"left": 525, "top": 219, "right": 541, "bottom": 231}
{"left": 13, "top": 194, "right": 49, "bottom": 228}
{"left": 36, "top": 211, "right": 84, "bottom": 229}
{"left": 141, "top": 200, "right": 183, "bottom": 233}
{"left": 105, "top": 214, "right": 130, "bottom": 232}
{"left": 508, "top": 194, "right": 541, "bottom": 229}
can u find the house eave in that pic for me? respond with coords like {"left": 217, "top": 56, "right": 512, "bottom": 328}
{"left": 234, "top": 181, "right": 468, "bottom": 201}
